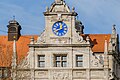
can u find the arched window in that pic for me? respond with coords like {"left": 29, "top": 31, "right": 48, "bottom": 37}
{"left": 9, "top": 27, "right": 16, "bottom": 32}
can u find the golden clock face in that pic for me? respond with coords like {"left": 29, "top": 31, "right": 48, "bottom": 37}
{"left": 52, "top": 21, "right": 68, "bottom": 36}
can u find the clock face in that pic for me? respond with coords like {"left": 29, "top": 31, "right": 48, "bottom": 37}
{"left": 52, "top": 21, "right": 68, "bottom": 36}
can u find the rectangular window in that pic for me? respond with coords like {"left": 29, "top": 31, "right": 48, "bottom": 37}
{"left": 38, "top": 55, "right": 45, "bottom": 67}
{"left": 0, "top": 68, "right": 9, "bottom": 78}
{"left": 3, "top": 69, "right": 8, "bottom": 78}
{"left": 76, "top": 55, "right": 83, "bottom": 67}
{"left": 55, "top": 55, "right": 67, "bottom": 67}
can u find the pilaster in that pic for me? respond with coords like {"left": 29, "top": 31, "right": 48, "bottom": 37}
{"left": 11, "top": 40, "right": 17, "bottom": 80}
{"left": 86, "top": 69, "right": 90, "bottom": 80}
{"left": 104, "top": 38, "right": 109, "bottom": 80}
{"left": 29, "top": 37, "right": 35, "bottom": 80}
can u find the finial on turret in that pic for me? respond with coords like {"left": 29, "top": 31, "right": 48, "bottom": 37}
{"left": 9, "top": 15, "right": 17, "bottom": 24}
{"left": 55, "top": 0, "right": 63, "bottom": 3}
{"left": 72, "top": 7, "right": 75, "bottom": 12}
{"left": 86, "top": 36, "right": 90, "bottom": 44}
{"left": 112, "top": 24, "right": 116, "bottom": 35}
{"left": 46, "top": 6, "right": 49, "bottom": 12}
{"left": 13, "top": 15, "right": 16, "bottom": 20}
{"left": 86, "top": 36, "right": 90, "bottom": 42}
{"left": 30, "top": 36, "right": 34, "bottom": 44}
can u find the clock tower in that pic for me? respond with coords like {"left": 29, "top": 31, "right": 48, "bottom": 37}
{"left": 28, "top": 0, "right": 91, "bottom": 80}
{"left": 43, "top": 0, "right": 83, "bottom": 44}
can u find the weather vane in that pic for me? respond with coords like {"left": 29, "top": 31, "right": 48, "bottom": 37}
{"left": 13, "top": 15, "right": 16, "bottom": 20}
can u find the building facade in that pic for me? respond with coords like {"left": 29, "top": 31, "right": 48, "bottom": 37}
{"left": 0, "top": 0, "right": 120, "bottom": 80}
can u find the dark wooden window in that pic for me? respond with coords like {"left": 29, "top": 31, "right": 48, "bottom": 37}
{"left": 0, "top": 68, "right": 10, "bottom": 79}
{"left": 38, "top": 55, "right": 45, "bottom": 67}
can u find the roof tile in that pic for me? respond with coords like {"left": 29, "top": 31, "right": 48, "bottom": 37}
{"left": 81, "top": 34, "right": 111, "bottom": 52}
{"left": 0, "top": 35, "right": 38, "bottom": 67}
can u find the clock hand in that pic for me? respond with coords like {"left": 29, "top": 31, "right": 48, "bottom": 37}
{"left": 54, "top": 24, "right": 63, "bottom": 32}
{"left": 54, "top": 28, "right": 60, "bottom": 32}
{"left": 60, "top": 24, "right": 62, "bottom": 29}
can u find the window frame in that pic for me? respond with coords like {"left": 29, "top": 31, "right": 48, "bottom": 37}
{"left": 9, "top": 27, "right": 16, "bottom": 32}
{"left": 38, "top": 55, "right": 45, "bottom": 68}
{"left": 54, "top": 54, "right": 67, "bottom": 67}
{"left": 0, "top": 67, "right": 10, "bottom": 79}
{"left": 76, "top": 55, "right": 83, "bottom": 67}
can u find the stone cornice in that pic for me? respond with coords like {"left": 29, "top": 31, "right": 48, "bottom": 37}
{"left": 44, "top": 12, "right": 78, "bottom": 16}
{"left": 28, "top": 44, "right": 91, "bottom": 47}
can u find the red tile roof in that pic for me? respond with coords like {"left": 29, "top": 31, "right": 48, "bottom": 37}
{"left": 0, "top": 34, "right": 111, "bottom": 67}
{"left": 0, "top": 35, "right": 38, "bottom": 67}
{"left": 82, "top": 34, "right": 111, "bottom": 52}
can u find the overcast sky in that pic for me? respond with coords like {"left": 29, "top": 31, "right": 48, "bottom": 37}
{"left": 0, "top": 0, "right": 120, "bottom": 35}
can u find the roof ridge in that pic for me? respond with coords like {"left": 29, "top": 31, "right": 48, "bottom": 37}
{"left": 84, "top": 34, "right": 111, "bottom": 35}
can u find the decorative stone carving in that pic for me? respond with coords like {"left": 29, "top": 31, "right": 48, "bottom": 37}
{"left": 49, "top": 0, "right": 70, "bottom": 13}
{"left": 37, "top": 31, "right": 46, "bottom": 43}
{"left": 90, "top": 54, "right": 104, "bottom": 67}
{"left": 109, "top": 71, "right": 114, "bottom": 79}
{"left": 50, "top": 15, "right": 70, "bottom": 22}
{"left": 17, "top": 71, "right": 31, "bottom": 79}
{"left": 78, "top": 35, "right": 83, "bottom": 42}
{"left": 53, "top": 73, "right": 69, "bottom": 80}
{"left": 73, "top": 70, "right": 86, "bottom": 78}
{"left": 90, "top": 70, "right": 104, "bottom": 78}
{"left": 91, "top": 59, "right": 99, "bottom": 67}
{"left": 51, "top": 16, "right": 58, "bottom": 22}
{"left": 51, "top": 70, "right": 70, "bottom": 80}
{"left": 99, "top": 55, "right": 104, "bottom": 65}
{"left": 50, "top": 37, "right": 70, "bottom": 44}
{"left": 35, "top": 71, "right": 48, "bottom": 78}
{"left": 57, "top": 14, "right": 62, "bottom": 21}
{"left": 17, "top": 56, "right": 30, "bottom": 69}
{"left": 75, "top": 34, "right": 84, "bottom": 43}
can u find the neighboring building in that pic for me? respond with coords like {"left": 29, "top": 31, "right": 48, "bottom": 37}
{"left": 0, "top": 0, "right": 120, "bottom": 80}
